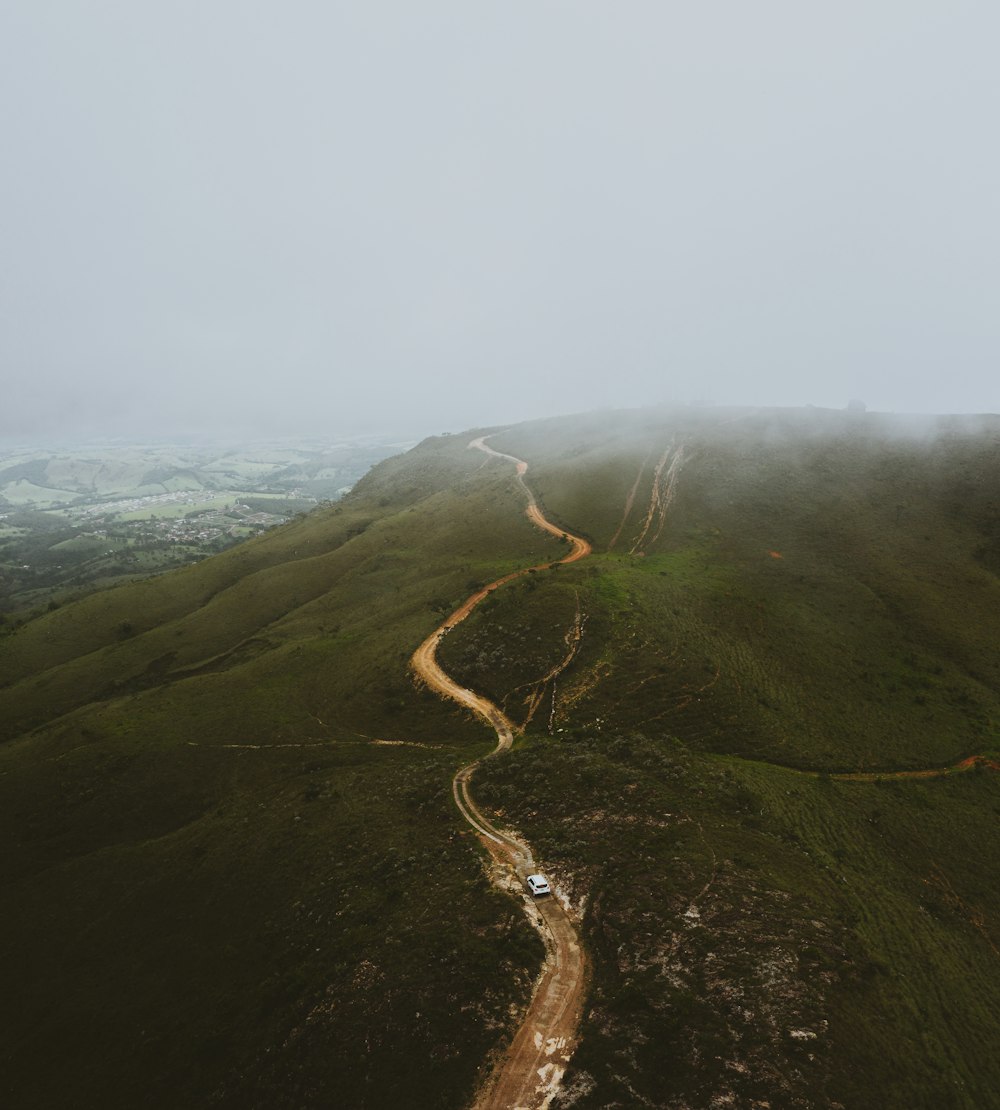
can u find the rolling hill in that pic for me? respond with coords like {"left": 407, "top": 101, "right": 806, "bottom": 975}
{"left": 2, "top": 406, "right": 999, "bottom": 1109}
{"left": 0, "top": 436, "right": 411, "bottom": 614}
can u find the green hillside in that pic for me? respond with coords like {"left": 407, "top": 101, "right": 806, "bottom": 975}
{"left": 2, "top": 407, "right": 999, "bottom": 1109}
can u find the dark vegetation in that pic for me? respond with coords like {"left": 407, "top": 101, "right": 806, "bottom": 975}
{"left": 0, "top": 431, "right": 552, "bottom": 1109}
{"left": 477, "top": 733, "right": 1000, "bottom": 1109}
{"left": 3, "top": 407, "right": 1000, "bottom": 1108}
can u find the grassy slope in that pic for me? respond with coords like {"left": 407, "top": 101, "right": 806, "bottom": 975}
{"left": 476, "top": 733, "right": 1000, "bottom": 1109}
{"left": 0, "top": 432, "right": 556, "bottom": 1110}
{"left": 4, "top": 408, "right": 1000, "bottom": 1108}
{"left": 454, "top": 408, "right": 1000, "bottom": 1108}
{"left": 488, "top": 407, "right": 1000, "bottom": 771}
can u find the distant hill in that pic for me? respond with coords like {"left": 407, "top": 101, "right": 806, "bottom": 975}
{"left": 0, "top": 438, "right": 410, "bottom": 506}
{"left": 0, "top": 436, "right": 412, "bottom": 614}
{"left": 1, "top": 407, "right": 999, "bottom": 1109}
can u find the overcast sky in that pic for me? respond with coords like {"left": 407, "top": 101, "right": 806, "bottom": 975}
{"left": 2, "top": 2, "right": 998, "bottom": 441}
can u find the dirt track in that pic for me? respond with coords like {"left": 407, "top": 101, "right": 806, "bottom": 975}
{"left": 411, "top": 436, "right": 590, "bottom": 1110}
{"left": 827, "top": 753, "right": 1000, "bottom": 782}
{"left": 762, "top": 753, "right": 1000, "bottom": 783}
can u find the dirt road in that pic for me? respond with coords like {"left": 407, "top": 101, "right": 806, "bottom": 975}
{"left": 411, "top": 436, "right": 590, "bottom": 1110}
{"left": 826, "top": 753, "right": 1000, "bottom": 782}
{"left": 757, "top": 753, "right": 1000, "bottom": 783}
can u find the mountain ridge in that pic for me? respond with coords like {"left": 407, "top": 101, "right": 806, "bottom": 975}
{"left": 2, "top": 405, "right": 999, "bottom": 1109}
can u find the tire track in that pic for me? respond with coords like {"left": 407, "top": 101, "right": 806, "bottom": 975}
{"left": 520, "top": 595, "right": 585, "bottom": 730}
{"left": 608, "top": 452, "right": 650, "bottom": 551}
{"left": 628, "top": 443, "right": 685, "bottom": 555}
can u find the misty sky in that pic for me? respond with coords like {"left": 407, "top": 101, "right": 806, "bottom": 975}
{"left": 2, "top": 2, "right": 998, "bottom": 440}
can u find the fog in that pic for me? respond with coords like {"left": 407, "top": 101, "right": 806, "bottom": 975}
{"left": 2, "top": 2, "right": 998, "bottom": 442}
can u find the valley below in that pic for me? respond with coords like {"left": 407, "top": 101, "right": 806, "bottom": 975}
{"left": 0, "top": 435, "right": 410, "bottom": 617}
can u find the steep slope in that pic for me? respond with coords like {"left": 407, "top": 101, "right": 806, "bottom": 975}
{"left": 0, "top": 431, "right": 560, "bottom": 1110}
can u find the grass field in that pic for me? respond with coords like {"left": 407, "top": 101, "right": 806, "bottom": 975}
{"left": 3, "top": 408, "right": 1000, "bottom": 1108}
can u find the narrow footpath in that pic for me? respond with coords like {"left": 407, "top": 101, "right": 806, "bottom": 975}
{"left": 411, "top": 436, "right": 591, "bottom": 1110}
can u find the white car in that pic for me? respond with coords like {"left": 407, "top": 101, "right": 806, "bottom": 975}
{"left": 526, "top": 874, "right": 551, "bottom": 897}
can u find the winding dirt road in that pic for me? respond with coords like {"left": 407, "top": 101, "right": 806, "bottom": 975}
{"left": 411, "top": 436, "right": 590, "bottom": 1110}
